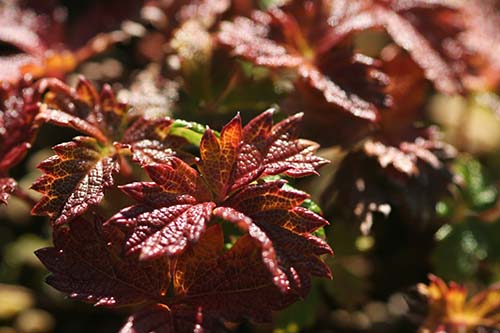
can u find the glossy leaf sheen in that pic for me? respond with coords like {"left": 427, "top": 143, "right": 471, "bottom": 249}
{"left": 35, "top": 217, "right": 169, "bottom": 306}
{"left": 31, "top": 136, "right": 117, "bottom": 225}
{"left": 110, "top": 112, "right": 331, "bottom": 302}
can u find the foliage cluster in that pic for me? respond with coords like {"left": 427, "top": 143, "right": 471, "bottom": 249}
{"left": 1, "top": 0, "right": 500, "bottom": 333}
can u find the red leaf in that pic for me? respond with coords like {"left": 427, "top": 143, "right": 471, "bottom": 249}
{"left": 121, "top": 117, "right": 189, "bottom": 166}
{"left": 31, "top": 79, "right": 185, "bottom": 223}
{"left": 262, "top": 112, "right": 327, "bottom": 177}
{"left": 35, "top": 216, "right": 169, "bottom": 306}
{"left": 37, "top": 77, "right": 128, "bottom": 143}
{"left": 0, "top": 80, "right": 40, "bottom": 173}
{"left": 218, "top": 4, "right": 381, "bottom": 121}
{"left": 212, "top": 206, "right": 289, "bottom": 292}
{"left": 332, "top": 0, "right": 464, "bottom": 94}
{"left": 31, "top": 136, "right": 118, "bottom": 225}
{"left": 225, "top": 180, "right": 332, "bottom": 294}
{"left": 109, "top": 202, "right": 216, "bottom": 260}
{"left": 198, "top": 115, "right": 242, "bottom": 201}
{"left": 119, "top": 304, "right": 220, "bottom": 333}
{"left": 173, "top": 225, "right": 295, "bottom": 323}
{"left": 110, "top": 113, "right": 332, "bottom": 299}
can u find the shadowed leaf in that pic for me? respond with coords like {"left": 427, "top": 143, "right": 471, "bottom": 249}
{"left": 35, "top": 216, "right": 169, "bottom": 306}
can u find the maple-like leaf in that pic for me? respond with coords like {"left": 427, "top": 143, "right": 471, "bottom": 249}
{"left": 35, "top": 215, "right": 169, "bottom": 307}
{"left": 326, "top": 126, "right": 456, "bottom": 233}
{"left": 417, "top": 274, "right": 500, "bottom": 333}
{"left": 218, "top": 1, "right": 386, "bottom": 122}
{"left": 330, "top": 0, "right": 464, "bottom": 94}
{"left": 31, "top": 136, "right": 118, "bottom": 226}
{"left": 31, "top": 78, "right": 186, "bottom": 224}
{"left": 108, "top": 112, "right": 331, "bottom": 301}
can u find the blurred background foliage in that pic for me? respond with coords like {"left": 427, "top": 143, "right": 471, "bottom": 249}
{"left": 1, "top": 0, "right": 500, "bottom": 332}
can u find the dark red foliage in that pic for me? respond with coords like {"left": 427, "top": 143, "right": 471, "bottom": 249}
{"left": 218, "top": 0, "right": 387, "bottom": 124}
{"left": 0, "top": 79, "right": 41, "bottom": 204}
{"left": 107, "top": 111, "right": 331, "bottom": 298}
{"left": 31, "top": 78, "right": 186, "bottom": 224}
{"left": 34, "top": 107, "right": 333, "bottom": 330}
{"left": 173, "top": 225, "right": 294, "bottom": 322}
{"left": 330, "top": 0, "right": 465, "bottom": 95}
{"left": 119, "top": 304, "right": 222, "bottom": 333}
{"left": 326, "top": 126, "right": 456, "bottom": 233}
{"left": 0, "top": 80, "right": 40, "bottom": 173}
{"left": 9, "top": 0, "right": 498, "bottom": 332}
{"left": 35, "top": 216, "right": 169, "bottom": 306}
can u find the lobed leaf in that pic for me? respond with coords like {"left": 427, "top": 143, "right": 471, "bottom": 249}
{"left": 37, "top": 77, "right": 128, "bottom": 143}
{"left": 35, "top": 216, "right": 169, "bottom": 307}
{"left": 31, "top": 136, "right": 118, "bottom": 225}
{"left": 109, "top": 112, "right": 332, "bottom": 301}
{"left": 109, "top": 202, "right": 216, "bottom": 260}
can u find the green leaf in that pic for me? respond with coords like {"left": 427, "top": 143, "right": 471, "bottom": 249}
{"left": 454, "top": 156, "right": 498, "bottom": 212}
{"left": 432, "top": 218, "right": 490, "bottom": 281}
{"left": 170, "top": 119, "right": 212, "bottom": 146}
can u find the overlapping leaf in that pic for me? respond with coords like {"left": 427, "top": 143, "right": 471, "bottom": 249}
{"left": 35, "top": 216, "right": 169, "bottom": 306}
{"left": 32, "top": 78, "right": 187, "bottom": 224}
{"left": 0, "top": 2, "right": 129, "bottom": 83}
{"left": 173, "top": 225, "right": 294, "bottom": 322}
{"left": 330, "top": 0, "right": 465, "bottom": 94}
{"left": 218, "top": 1, "right": 384, "bottom": 122}
{"left": 0, "top": 80, "right": 41, "bottom": 204}
{"left": 108, "top": 112, "right": 331, "bottom": 306}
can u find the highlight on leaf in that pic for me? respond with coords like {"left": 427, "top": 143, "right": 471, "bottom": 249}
{"left": 107, "top": 111, "right": 331, "bottom": 301}
{"left": 326, "top": 126, "right": 456, "bottom": 234}
{"left": 218, "top": 1, "right": 385, "bottom": 123}
{"left": 0, "top": 79, "right": 42, "bottom": 205}
{"left": 31, "top": 78, "right": 188, "bottom": 224}
{"left": 35, "top": 109, "right": 333, "bottom": 329}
